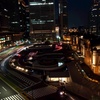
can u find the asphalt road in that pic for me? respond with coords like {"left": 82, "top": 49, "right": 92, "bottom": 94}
{"left": 0, "top": 47, "right": 18, "bottom": 99}
{"left": 1, "top": 44, "right": 98, "bottom": 100}
{"left": 0, "top": 45, "right": 27, "bottom": 100}
{"left": 0, "top": 79, "right": 16, "bottom": 99}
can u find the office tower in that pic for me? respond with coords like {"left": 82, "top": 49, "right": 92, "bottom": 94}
{"left": 29, "top": 0, "right": 68, "bottom": 41}
{"left": 0, "top": 0, "right": 16, "bottom": 49}
{"left": 19, "top": 0, "right": 30, "bottom": 40}
{"left": 59, "top": 0, "right": 68, "bottom": 36}
{"left": 18, "top": 0, "right": 26, "bottom": 32}
{"left": 89, "top": 0, "right": 100, "bottom": 35}
{"left": 23, "top": 5, "right": 30, "bottom": 39}
{"left": 0, "top": 0, "right": 28, "bottom": 49}
{"left": 22, "top": 0, "right": 30, "bottom": 39}
{"left": 8, "top": 0, "right": 27, "bottom": 34}
{"left": 0, "top": 0, "right": 11, "bottom": 33}
{"left": 29, "top": 0, "right": 55, "bottom": 41}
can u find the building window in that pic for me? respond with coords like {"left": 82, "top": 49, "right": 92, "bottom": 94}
{"left": 29, "top": 2, "right": 53, "bottom": 6}
{"left": 92, "top": 8, "right": 97, "bottom": 11}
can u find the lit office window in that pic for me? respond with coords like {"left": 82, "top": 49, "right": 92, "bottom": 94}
{"left": 4, "top": 9, "right": 8, "bottom": 11}
{"left": 93, "top": 25, "right": 96, "bottom": 27}
{"left": 27, "top": 24, "right": 30, "bottom": 26}
{"left": 92, "top": 8, "right": 97, "bottom": 11}
{"left": 31, "top": 19, "right": 46, "bottom": 24}
{"left": 11, "top": 22, "right": 18, "bottom": 24}
{"left": 64, "top": 6, "right": 67, "bottom": 8}
{"left": 29, "top": 2, "right": 53, "bottom": 6}
{"left": 47, "top": 20, "right": 54, "bottom": 22}
{"left": 42, "top": 0, "right": 46, "bottom": 1}
{"left": 95, "top": 15, "right": 97, "bottom": 17}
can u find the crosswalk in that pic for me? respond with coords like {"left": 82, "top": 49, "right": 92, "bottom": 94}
{"left": 1, "top": 94, "right": 25, "bottom": 100}
{"left": 28, "top": 85, "right": 57, "bottom": 99}
{"left": 8, "top": 70, "right": 35, "bottom": 86}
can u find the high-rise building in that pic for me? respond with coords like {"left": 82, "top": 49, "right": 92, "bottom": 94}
{"left": 59, "top": 0, "right": 68, "bottom": 36}
{"left": 22, "top": 5, "right": 30, "bottom": 39}
{"left": 0, "top": 0, "right": 18, "bottom": 49}
{"left": 0, "top": 0, "right": 28, "bottom": 49}
{"left": 89, "top": 0, "right": 100, "bottom": 35}
{"left": 29, "top": 0, "right": 68, "bottom": 41}
{"left": 18, "top": 0, "right": 26, "bottom": 32}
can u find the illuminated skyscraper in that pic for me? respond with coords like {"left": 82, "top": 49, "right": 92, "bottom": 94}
{"left": 89, "top": 0, "right": 100, "bottom": 35}
{"left": 29, "top": 0, "right": 68, "bottom": 41}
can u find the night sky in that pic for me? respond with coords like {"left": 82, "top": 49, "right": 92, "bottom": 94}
{"left": 68, "top": 0, "right": 92, "bottom": 28}
{"left": 24, "top": 0, "right": 92, "bottom": 28}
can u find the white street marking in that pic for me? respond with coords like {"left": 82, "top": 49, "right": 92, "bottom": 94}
{"left": 2, "top": 86, "right": 7, "bottom": 91}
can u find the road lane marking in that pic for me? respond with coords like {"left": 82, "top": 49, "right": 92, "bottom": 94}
{"left": 2, "top": 86, "right": 7, "bottom": 91}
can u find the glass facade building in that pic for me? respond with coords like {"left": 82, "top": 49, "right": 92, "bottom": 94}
{"left": 29, "top": 0, "right": 68, "bottom": 41}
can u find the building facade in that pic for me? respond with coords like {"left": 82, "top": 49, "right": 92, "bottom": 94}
{"left": 69, "top": 32, "right": 100, "bottom": 75}
{"left": 29, "top": 0, "right": 68, "bottom": 42}
{"left": 58, "top": 0, "right": 68, "bottom": 36}
{"left": 0, "top": 0, "right": 28, "bottom": 50}
{"left": 89, "top": 0, "right": 100, "bottom": 35}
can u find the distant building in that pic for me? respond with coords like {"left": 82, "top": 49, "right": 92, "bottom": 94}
{"left": 89, "top": 0, "right": 100, "bottom": 35}
{"left": 28, "top": 0, "right": 68, "bottom": 41}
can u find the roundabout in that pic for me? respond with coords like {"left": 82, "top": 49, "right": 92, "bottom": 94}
{"left": 31, "top": 53, "right": 65, "bottom": 71}
{"left": 9, "top": 44, "right": 67, "bottom": 72}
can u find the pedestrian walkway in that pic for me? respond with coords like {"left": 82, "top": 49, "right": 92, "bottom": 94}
{"left": 1, "top": 94, "right": 25, "bottom": 100}
{"left": 28, "top": 85, "right": 57, "bottom": 99}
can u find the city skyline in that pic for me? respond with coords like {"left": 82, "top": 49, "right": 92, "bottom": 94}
{"left": 24, "top": 0, "right": 92, "bottom": 28}
{"left": 0, "top": 1, "right": 100, "bottom": 100}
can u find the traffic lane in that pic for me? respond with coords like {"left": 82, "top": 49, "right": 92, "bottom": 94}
{"left": 67, "top": 61, "right": 84, "bottom": 83}
{"left": 67, "top": 61, "right": 96, "bottom": 99}
{"left": 0, "top": 79, "right": 16, "bottom": 99}
{"left": 0, "top": 46, "right": 24, "bottom": 60}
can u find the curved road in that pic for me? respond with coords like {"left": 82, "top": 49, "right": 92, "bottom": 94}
{"left": 0, "top": 44, "right": 92, "bottom": 100}
{"left": 0, "top": 46, "right": 27, "bottom": 100}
